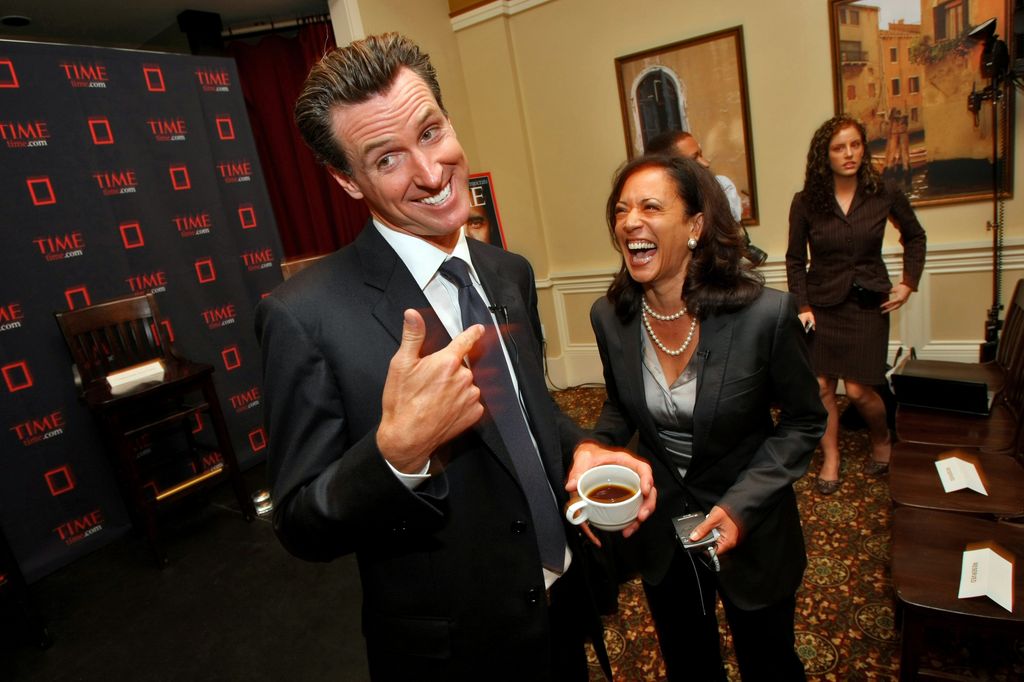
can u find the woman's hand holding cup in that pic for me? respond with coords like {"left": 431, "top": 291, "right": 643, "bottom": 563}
{"left": 566, "top": 441, "right": 656, "bottom": 545}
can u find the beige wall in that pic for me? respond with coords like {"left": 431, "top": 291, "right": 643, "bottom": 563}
{"left": 338, "top": 0, "right": 1024, "bottom": 384}
{"left": 456, "top": 0, "right": 1021, "bottom": 256}
{"left": 931, "top": 270, "right": 1024, "bottom": 339}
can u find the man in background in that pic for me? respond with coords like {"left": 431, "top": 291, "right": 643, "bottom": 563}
{"left": 646, "top": 130, "right": 743, "bottom": 222}
{"left": 646, "top": 130, "right": 766, "bottom": 265}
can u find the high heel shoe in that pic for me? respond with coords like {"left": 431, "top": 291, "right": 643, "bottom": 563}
{"left": 866, "top": 430, "right": 892, "bottom": 476}
{"left": 816, "top": 477, "right": 841, "bottom": 495}
{"left": 864, "top": 460, "right": 889, "bottom": 476}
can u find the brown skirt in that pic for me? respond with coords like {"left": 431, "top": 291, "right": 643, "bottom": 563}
{"left": 807, "top": 297, "right": 889, "bottom": 385}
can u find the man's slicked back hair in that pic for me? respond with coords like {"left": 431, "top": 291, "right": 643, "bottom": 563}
{"left": 294, "top": 32, "right": 444, "bottom": 174}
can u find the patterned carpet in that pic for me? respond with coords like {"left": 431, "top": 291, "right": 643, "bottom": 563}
{"left": 551, "top": 387, "right": 1023, "bottom": 681}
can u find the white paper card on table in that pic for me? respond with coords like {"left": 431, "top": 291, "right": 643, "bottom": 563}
{"left": 959, "top": 546, "right": 1013, "bottom": 612}
{"left": 935, "top": 455, "right": 988, "bottom": 496}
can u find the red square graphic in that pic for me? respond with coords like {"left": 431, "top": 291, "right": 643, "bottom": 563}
{"left": 26, "top": 177, "right": 56, "bottom": 206}
{"left": 221, "top": 345, "right": 241, "bottom": 371}
{"left": 260, "top": 292, "right": 271, "bottom": 299}
{"left": 142, "top": 66, "right": 165, "bottom": 92}
{"left": 45, "top": 466, "right": 76, "bottom": 496}
{"left": 147, "top": 319, "right": 174, "bottom": 347}
{"left": 119, "top": 221, "right": 144, "bottom": 249}
{"left": 148, "top": 321, "right": 161, "bottom": 348}
{"left": 191, "top": 413, "right": 203, "bottom": 434}
{"left": 0, "top": 59, "right": 18, "bottom": 88}
{"left": 194, "top": 258, "right": 216, "bottom": 283}
{"left": 238, "top": 205, "right": 257, "bottom": 229}
{"left": 64, "top": 286, "right": 92, "bottom": 310}
{"left": 88, "top": 117, "right": 114, "bottom": 145}
{"left": 2, "top": 361, "right": 33, "bottom": 393}
{"left": 248, "top": 427, "right": 267, "bottom": 452}
{"left": 160, "top": 319, "right": 174, "bottom": 343}
{"left": 169, "top": 165, "right": 191, "bottom": 191}
{"left": 215, "top": 116, "right": 235, "bottom": 140}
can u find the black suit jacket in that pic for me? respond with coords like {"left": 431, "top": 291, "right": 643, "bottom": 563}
{"left": 255, "top": 223, "right": 587, "bottom": 679}
{"left": 590, "top": 288, "right": 826, "bottom": 610}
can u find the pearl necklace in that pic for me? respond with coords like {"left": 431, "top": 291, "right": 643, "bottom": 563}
{"left": 641, "top": 297, "right": 687, "bottom": 321}
{"left": 641, "top": 302, "right": 698, "bottom": 357}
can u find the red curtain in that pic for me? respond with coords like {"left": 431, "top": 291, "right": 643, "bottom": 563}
{"left": 227, "top": 21, "right": 369, "bottom": 259}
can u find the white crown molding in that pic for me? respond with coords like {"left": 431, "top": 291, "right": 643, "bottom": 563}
{"left": 328, "top": 0, "right": 365, "bottom": 43}
{"left": 451, "top": 0, "right": 554, "bottom": 32}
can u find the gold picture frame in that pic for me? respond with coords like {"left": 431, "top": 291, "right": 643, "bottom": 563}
{"left": 615, "top": 26, "right": 759, "bottom": 224}
{"left": 828, "top": 0, "right": 1013, "bottom": 206}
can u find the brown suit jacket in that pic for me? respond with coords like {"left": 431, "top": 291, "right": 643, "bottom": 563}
{"left": 786, "top": 180, "right": 926, "bottom": 310}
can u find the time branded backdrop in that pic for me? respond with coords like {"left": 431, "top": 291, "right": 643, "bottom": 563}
{"left": 0, "top": 40, "right": 282, "bottom": 581}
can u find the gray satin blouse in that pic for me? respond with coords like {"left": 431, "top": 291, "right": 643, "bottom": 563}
{"left": 640, "top": 324, "right": 702, "bottom": 478}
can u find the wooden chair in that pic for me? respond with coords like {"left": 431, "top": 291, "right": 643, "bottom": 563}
{"left": 891, "top": 507, "right": 1024, "bottom": 680}
{"left": 889, "top": 441, "right": 1024, "bottom": 518}
{"left": 981, "top": 278, "right": 1024, "bottom": 393}
{"left": 280, "top": 253, "right": 329, "bottom": 280}
{"left": 895, "top": 285, "right": 1024, "bottom": 455}
{"left": 55, "top": 293, "right": 254, "bottom": 565}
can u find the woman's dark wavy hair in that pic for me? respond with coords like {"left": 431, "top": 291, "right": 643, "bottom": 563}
{"left": 605, "top": 154, "right": 763, "bottom": 323}
{"left": 802, "top": 114, "right": 881, "bottom": 215}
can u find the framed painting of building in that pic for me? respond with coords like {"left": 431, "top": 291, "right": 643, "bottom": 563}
{"left": 829, "top": 0, "right": 1013, "bottom": 206}
{"left": 615, "top": 26, "right": 759, "bottom": 224}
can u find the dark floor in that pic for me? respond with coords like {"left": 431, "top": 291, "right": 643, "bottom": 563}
{"left": 2, "top": 464, "right": 370, "bottom": 682}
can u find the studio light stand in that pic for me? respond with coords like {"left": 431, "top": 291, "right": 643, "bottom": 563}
{"left": 966, "top": 18, "right": 1019, "bottom": 361}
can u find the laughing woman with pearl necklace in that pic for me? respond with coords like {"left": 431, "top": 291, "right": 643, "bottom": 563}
{"left": 571, "top": 154, "right": 826, "bottom": 681}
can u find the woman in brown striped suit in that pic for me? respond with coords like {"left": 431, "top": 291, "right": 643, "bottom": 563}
{"left": 786, "top": 115, "right": 926, "bottom": 495}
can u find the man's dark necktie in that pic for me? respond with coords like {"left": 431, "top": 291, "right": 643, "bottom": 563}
{"left": 439, "top": 257, "right": 566, "bottom": 572}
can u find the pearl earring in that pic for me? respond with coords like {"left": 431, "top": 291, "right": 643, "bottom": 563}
{"left": 687, "top": 236, "right": 698, "bottom": 250}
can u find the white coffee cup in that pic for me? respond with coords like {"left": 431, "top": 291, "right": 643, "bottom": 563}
{"left": 564, "top": 464, "right": 642, "bottom": 531}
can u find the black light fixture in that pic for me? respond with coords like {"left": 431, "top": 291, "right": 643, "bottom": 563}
{"left": 741, "top": 226, "right": 768, "bottom": 267}
{"left": 971, "top": 18, "right": 1010, "bottom": 79}
{"left": 964, "top": 17, "right": 1017, "bottom": 360}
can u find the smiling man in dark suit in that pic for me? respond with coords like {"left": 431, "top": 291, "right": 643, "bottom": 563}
{"left": 255, "top": 33, "right": 653, "bottom": 681}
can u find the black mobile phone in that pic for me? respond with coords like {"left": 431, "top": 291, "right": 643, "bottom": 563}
{"left": 672, "top": 512, "right": 719, "bottom": 552}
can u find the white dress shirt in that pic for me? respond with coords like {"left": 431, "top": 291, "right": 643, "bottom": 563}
{"left": 716, "top": 174, "right": 743, "bottom": 223}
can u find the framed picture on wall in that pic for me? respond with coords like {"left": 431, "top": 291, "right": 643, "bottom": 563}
{"left": 467, "top": 172, "right": 507, "bottom": 249}
{"left": 829, "top": 0, "right": 1013, "bottom": 206}
{"left": 614, "top": 26, "right": 759, "bottom": 225}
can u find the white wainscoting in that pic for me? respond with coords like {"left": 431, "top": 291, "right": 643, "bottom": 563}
{"left": 538, "top": 239, "right": 1024, "bottom": 389}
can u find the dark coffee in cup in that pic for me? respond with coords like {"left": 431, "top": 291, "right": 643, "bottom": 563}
{"left": 586, "top": 483, "right": 636, "bottom": 504}
{"left": 566, "top": 464, "right": 642, "bottom": 530}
